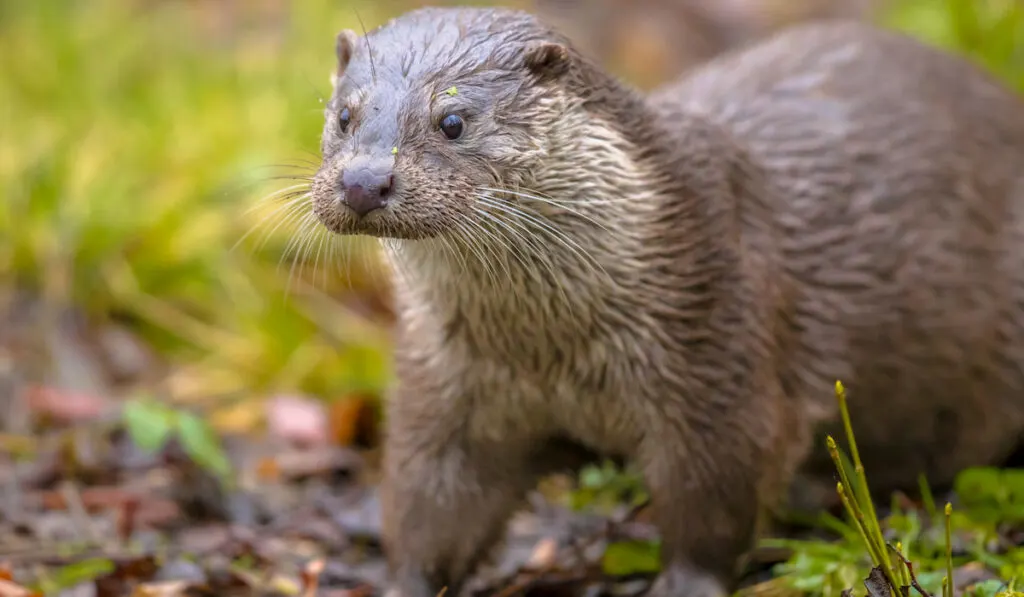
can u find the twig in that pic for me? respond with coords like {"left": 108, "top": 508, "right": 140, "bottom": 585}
{"left": 888, "top": 544, "right": 933, "bottom": 597}
{"left": 944, "top": 503, "right": 954, "bottom": 597}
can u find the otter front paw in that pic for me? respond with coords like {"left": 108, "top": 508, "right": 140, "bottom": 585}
{"left": 382, "top": 572, "right": 437, "bottom": 597}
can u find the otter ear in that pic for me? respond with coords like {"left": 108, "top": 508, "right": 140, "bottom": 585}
{"left": 524, "top": 41, "right": 572, "bottom": 80}
{"left": 335, "top": 29, "right": 359, "bottom": 76}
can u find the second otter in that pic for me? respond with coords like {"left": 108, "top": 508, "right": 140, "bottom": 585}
{"left": 307, "top": 8, "right": 1024, "bottom": 597}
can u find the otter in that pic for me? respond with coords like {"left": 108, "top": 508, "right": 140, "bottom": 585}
{"left": 306, "top": 7, "right": 1024, "bottom": 597}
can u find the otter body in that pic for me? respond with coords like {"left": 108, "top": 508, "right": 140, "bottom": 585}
{"left": 308, "top": 8, "right": 1024, "bottom": 597}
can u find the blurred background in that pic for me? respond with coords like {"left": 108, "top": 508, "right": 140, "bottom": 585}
{"left": 0, "top": 0, "right": 1023, "bottom": 594}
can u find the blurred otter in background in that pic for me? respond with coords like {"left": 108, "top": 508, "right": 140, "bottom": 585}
{"left": 532, "top": 0, "right": 882, "bottom": 87}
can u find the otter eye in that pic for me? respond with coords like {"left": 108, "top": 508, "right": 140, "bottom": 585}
{"left": 337, "top": 107, "right": 351, "bottom": 133}
{"left": 439, "top": 113, "right": 464, "bottom": 140}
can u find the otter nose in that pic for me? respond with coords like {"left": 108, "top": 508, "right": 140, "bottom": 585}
{"left": 341, "top": 163, "right": 394, "bottom": 217}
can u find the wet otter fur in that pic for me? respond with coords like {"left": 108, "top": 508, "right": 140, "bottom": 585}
{"left": 307, "top": 7, "right": 1024, "bottom": 597}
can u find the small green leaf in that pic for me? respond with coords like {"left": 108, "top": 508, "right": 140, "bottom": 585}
{"left": 970, "top": 579, "right": 1008, "bottom": 597}
{"left": 176, "top": 410, "right": 232, "bottom": 483}
{"left": 122, "top": 398, "right": 174, "bottom": 453}
{"left": 48, "top": 557, "right": 116, "bottom": 590}
{"left": 391, "top": 146, "right": 398, "bottom": 155}
{"left": 602, "top": 540, "right": 661, "bottom": 576}
{"left": 445, "top": 86, "right": 458, "bottom": 96}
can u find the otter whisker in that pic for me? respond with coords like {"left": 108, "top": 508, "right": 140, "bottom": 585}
{"left": 473, "top": 199, "right": 576, "bottom": 314}
{"left": 437, "top": 226, "right": 471, "bottom": 281}
{"left": 240, "top": 183, "right": 311, "bottom": 221}
{"left": 429, "top": 231, "right": 457, "bottom": 280}
{"left": 478, "top": 186, "right": 614, "bottom": 233}
{"left": 472, "top": 203, "right": 570, "bottom": 297}
{"left": 473, "top": 208, "right": 535, "bottom": 274}
{"left": 451, "top": 217, "right": 504, "bottom": 290}
{"left": 506, "top": 184, "right": 619, "bottom": 207}
{"left": 235, "top": 193, "right": 314, "bottom": 254}
{"left": 477, "top": 194, "right": 609, "bottom": 280}
{"left": 312, "top": 222, "right": 330, "bottom": 290}
{"left": 465, "top": 214, "right": 534, "bottom": 304}
{"left": 340, "top": 236, "right": 355, "bottom": 290}
{"left": 482, "top": 211, "right": 565, "bottom": 293}
{"left": 279, "top": 210, "right": 318, "bottom": 272}
{"left": 298, "top": 216, "right": 332, "bottom": 290}
{"left": 460, "top": 213, "right": 518, "bottom": 287}
{"left": 233, "top": 193, "right": 313, "bottom": 254}
{"left": 326, "top": 233, "right": 345, "bottom": 289}
{"left": 282, "top": 212, "right": 322, "bottom": 298}
{"left": 474, "top": 201, "right": 553, "bottom": 265}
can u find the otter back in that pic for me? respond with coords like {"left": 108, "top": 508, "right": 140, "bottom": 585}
{"left": 655, "top": 20, "right": 1024, "bottom": 493}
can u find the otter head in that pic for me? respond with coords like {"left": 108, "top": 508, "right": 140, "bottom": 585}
{"left": 310, "top": 7, "right": 592, "bottom": 241}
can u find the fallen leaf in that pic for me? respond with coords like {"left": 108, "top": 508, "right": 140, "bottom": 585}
{"left": 255, "top": 456, "right": 280, "bottom": 482}
{"left": 328, "top": 395, "right": 377, "bottom": 447}
{"left": 48, "top": 559, "right": 116, "bottom": 594}
{"left": 863, "top": 567, "right": 893, "bottom": 597}
{"left": 301, "top": 559, "right": 324, "bottom": 597}
{"left": 176, "top": 411, "right": 233, "bottom": 483}
{"left": 272, "top": 446, "right": 361, "bottom": 481}
{"left": 122, "top": 399, "right": 175, "bottom": 453}
{"left": 525, "top": 538, "right": 559, "bottom": 569}
{"left": 601, "top": 540, "right": 661, "bottom": 576}
{"left": 96, "top": 556, "right": 160, "bottom": 589}
{"left": 36, "top": 486, "right": 182, "bottom": 528}
{"left": 26, "top": 385, "right": 110, "bottom": 425}
{"left": 129, "top": 581, "right": 192, "bottom": 597}
{"left": 266, "top": 395, "right": 329, "bottom": 446}
{"left": 0, "top": 579, "right": 41, "bottom": 597}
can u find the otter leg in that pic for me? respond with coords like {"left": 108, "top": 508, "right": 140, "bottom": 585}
{"left": 637, "top": 391, "right": 782, "bottom": 597}
{"left": 380, "top": 407, "right": 539, "bottom": 597}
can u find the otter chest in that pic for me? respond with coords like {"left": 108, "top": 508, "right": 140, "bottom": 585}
{"left": 440, "top": 325, "right": 647, "bottom": 456}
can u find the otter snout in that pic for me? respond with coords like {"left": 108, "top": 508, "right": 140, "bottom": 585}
{"left": 340, "top": 157, "right": 394, "bottom": 217}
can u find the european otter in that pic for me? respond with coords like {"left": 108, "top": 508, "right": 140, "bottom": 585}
{"left": 306, "top": 7, "right": 1024, "bottom": 597}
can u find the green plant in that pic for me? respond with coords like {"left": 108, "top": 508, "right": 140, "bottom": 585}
{"left": 122, "top": 396, "right": 233, "bottom": 486}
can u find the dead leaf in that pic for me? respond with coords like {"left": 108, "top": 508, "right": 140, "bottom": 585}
{"left": 129, "top": 581, "right": 192, "bottom": 597}
{"left": 25, "top": 385, "right": 110, "bottom": 425}
{"left": 300, "top": 559, "right": 324, "bottom": 597}
{"left": 36, "top": 486, "right": 181, "bottom": 528}
{"left": 94, "top": 556, "right": 160, "bottom": 597}
{"left": 328, "top": 396, "right": 374, "bottom": 447}
{"left": 526, "top": 538, "right": 559, "bottom": 569}
{"left": 864, "top": 567, "right": 893, "bottom": 597}
{"left": 271, "top": 446, "right": 361, "bottom": 481}
{"left": 0, "top": 579, "right": 41, "bottom": 597}
{"left": 266, "top": 395, "right": 329, "bottom": 446}
{"left": 255, "top": 456, "right": 280, "bottom": 482}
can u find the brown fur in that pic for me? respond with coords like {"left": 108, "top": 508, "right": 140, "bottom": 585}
{"left": 307, "top": 7, "right": 1024, "bottom": 597}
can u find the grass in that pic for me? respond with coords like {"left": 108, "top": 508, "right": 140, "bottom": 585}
{"left": 763, "top": 381, "right": 1024, "bottom": 597}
